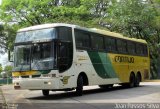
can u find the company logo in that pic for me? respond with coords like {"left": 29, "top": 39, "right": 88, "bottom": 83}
{"left": 115, "top": 56, "right": 134, "bottom": 63}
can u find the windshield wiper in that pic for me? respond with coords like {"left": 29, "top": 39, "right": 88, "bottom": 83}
{"left": 19, "top": 63, "right": 27, "bottom": 72}
{"left": 31, "top": 60, "right": 41, "bottom": 70}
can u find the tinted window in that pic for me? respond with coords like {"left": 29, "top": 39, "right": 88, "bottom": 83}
{"left": 59, "top": 42, "right": 73, "bottom": 73}
{"left": 75, "top": 29, "right": 90, "bottom": 49}
{"left": 117, "top": 39, "right": 127, "bottom": 53}
{"left": 105, "top": 37, "right": 116, "bottom": 52}
{"left": 57, "top": 27, "right": 72, "bottom": 41}
{"left": 91, "top": 34, "right": 104, "bottom": 50}
{"left": 136, "top": 44, "right": 143, "bottom": 55}
{"left": 127, "top": 41, "right": 136, "bottom": 54}
{"left": 143, "top": 45, "right": 148, "bottom": 56}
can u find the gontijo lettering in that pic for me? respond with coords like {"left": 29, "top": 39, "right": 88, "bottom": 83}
{"left": 115, "top": 56, "right": 134, "bottom": 63}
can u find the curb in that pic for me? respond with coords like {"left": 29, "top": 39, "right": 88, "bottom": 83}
{"left": 144, "top": 80, "right": 160, "bottom": 82}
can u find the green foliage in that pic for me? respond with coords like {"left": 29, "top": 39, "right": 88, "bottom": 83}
{"left": 4, "top": 65, "right": 13, "bottom": 77}
{"left": 0, "top": 24, "right": 17, "bottom": 52}
{"left": 0, "top": 0, "right": 96, "bottom": 27}
{"left": 103, "top": 0, "right": 160, "bottom": 78}
{"left": 0, "top": 24, "right": 6, "bottom": 54}
{"left": 0, "top": 64, "right": 3, "bottom": 74}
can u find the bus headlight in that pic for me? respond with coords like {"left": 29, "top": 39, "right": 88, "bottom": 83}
{"left": 44, "top": 81, "right": 51, "bottom": 85}
{"left": 14, "top": 82, "right": 19, "bottom": 86}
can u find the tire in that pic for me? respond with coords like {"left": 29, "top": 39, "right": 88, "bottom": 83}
{"left": 42, "top": 90, "right": 49, "bottom": 96}
{"left": 122, "top": 73, "right": 135, "bottom": 88}
{"left": 135, "top": 74, "right": 141, "bottom": 87}
{"left": 76, "top": 75, "right": 83, "bottom": 96}
{"left": 99, "top": 84, "right": 113, "bottom": 89}
{"left": 128, "top": 73, "right": 135, "bottom": 88}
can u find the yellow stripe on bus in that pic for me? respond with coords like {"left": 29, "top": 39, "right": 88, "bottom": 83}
{"left": 12, "top": 71, "right": 37, "bottom": 76}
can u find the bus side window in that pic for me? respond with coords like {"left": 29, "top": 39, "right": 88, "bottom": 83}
{"left": 75, "top": 29, "right": 90, "bottom": 49}
{"left": 58, "top": 41, "right": 73, "bottom": 73}
{"left": 57, "top": 27, "right": 72, "bottom": 41}
{"left": 143, "top": 45, "right": 148, "bottom": 56}
{"left": 136, "top": 44, "right": 143, "bottom": 56}
{"left": 91, "top": 34, "right": 104, "bottom": 50}
{"left": 105, "top": 37, "right": 116, "bottom": 52}
{"left": 127, "top": 41, "right": 136, "bottom": 55}
{"left": 117, "top": 39, "right": 127, "bottom": 53}
{"left": 57, "top": 27, "right": 73, "bottom": 73}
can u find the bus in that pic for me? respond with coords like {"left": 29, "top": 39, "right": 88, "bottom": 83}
{"left": 12, "top": 23, "right": 150, "bottom": 96}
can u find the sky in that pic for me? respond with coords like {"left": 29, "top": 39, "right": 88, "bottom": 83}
{"left": 0, "top": 53, "right": 13, "bottom": 69}
{"left": 0, "top": 53, "right": 9, "bottom": 68}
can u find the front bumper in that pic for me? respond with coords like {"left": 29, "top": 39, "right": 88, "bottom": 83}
{"left": 13, "top": 78, "right": 59, "bottom": 90}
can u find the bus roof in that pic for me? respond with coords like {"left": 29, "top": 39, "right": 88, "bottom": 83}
{"left": 18, "top": 23, "right": 147, "bottom": 44}
{"left": 18, "top": 23, "right": 78, "bottom": 32}
{"left": 89, "top": 28, "right": 147, "bottom": 44}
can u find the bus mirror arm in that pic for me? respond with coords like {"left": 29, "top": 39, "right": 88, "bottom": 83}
{"left": 8, "top": 50, "right": 14, "bottom": 62}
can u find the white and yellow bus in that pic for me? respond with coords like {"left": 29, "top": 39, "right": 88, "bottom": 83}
{"left": 12, "top": 23, "right": 150, "bottom": 96}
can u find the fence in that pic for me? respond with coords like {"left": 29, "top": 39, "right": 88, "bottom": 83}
{"left": 0, "top": 78, "right": 12, "bottom": 85}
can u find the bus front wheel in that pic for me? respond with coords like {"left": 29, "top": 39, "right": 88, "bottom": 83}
{"left": 76, "top": 75, "right": 83, "bottom": 96}
{"left": 42, "top": 90, "right": 49, "bottom": 96}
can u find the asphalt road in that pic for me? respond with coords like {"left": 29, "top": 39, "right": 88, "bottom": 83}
{"left": 1, "top": 82, "right": 160, "bottom": 109}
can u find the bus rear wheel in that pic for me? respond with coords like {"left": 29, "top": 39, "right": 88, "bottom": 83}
{"left": 135, "top": 73, "right": 141, "bottom": 87}
{"left": 42, "top": 90, "right": 49, "bottom": 96}
{"left": 76, "top": 75, "right": 83, "bottom": 96}
{"left": 122, "top": 73, "right": 135, "bottom": 88}
{"left": 128, "top": 73, "right": 135, "bottom": 88}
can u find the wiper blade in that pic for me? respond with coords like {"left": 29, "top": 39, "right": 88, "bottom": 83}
{"left": 31, "top": 60, "right": 41, "bottom": 70}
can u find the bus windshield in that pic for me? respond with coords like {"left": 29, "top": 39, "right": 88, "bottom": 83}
{"left": 15, "top": 28, "right": 56, "bottom": 43}
{"left": 13, "top": 28, "right": 57, "bottom": 71}
{"left": 14, "top": 45, "right": 31, "bottom": 71}
{"left": 13, "top": 42, "right": 56, "bottom": 71}
{"left": 31, "top": 42, "right": 54, "bottom": 70}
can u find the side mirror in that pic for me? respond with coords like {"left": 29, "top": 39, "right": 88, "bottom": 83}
{"left": 8, "top": 50, "right": 14, "bottom": 62}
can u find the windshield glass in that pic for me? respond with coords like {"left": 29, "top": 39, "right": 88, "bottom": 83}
{"left": 14, "top": 45, "right": 31, "bottom": 71}
{"left": 15, "top": 28, "right": 56, "bottom": 43}
{"left": 31, "top": 42, "right": 54, "bottom": 70}
{"left": 13, "top": 42, "right": 56, "bottom": 71}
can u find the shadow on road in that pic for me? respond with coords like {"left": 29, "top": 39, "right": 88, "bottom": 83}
{"left": 27, "top": 85, "right": 145, "bottom": 100}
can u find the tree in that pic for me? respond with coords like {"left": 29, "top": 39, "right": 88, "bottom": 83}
{"left": 0, "top": 24, "right": 17, "bottom": 53}
{"left": 0, "top": 24, "right": 7, "bottom": 54}
{"left": 0, "top": 0, "right": 96, "bottom": 27}
{"left": 4, "top": 65, "right": 13, "bottom": 77}
{"left": 0, "top": 64, "right": 3, "bottom": 78}
{"left": 0, "top": 64, "right": 2, "bottom": 73}
{"left": 103, "top": 0, "right": 160, "bottom": 78}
